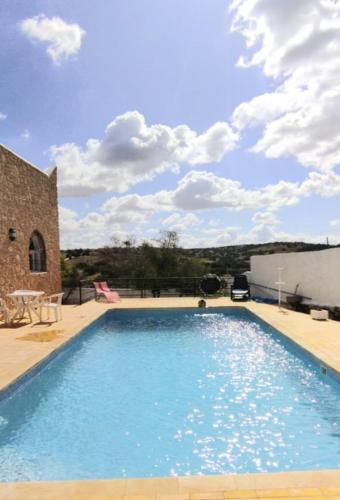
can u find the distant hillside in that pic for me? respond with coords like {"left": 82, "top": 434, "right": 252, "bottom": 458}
{"left": 183, "top": 241, "right": 339, "bottom": 275}
{"left": 62, "top": 241, "right": 338, "bottom": 278}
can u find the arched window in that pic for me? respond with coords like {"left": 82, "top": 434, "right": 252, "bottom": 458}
{"left": 29, "top": 231, "right": 46, "bottom": 272}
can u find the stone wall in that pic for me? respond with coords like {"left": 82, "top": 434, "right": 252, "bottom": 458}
{"left": 0, "top": 145, "right": 61, "bottom": 297}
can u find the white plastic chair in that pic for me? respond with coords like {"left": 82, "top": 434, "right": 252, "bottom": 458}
{"left": 39, "top": 293, "right": 64, "bottom": 322}
{"left": 0, "top": 298, "right": 11, "bottom": 325}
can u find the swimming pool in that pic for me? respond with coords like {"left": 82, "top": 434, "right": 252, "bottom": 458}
{"left": 0, "top": 307, "right": 339, "bottom": 481}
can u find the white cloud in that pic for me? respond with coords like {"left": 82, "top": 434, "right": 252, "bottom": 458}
{"left": 247, "top": 210, "right": 283, "bottom": 243}
{"left": 59, "top": 202, "right": 241, "bottom": 249}
{"left": 231, "top": 0, "right": 340, "bottom": 171}
{"left": 180, "top": 218, "right": 335, "bottom": 249}
{"left": 178, "top": 226, "right": 240, "bottom": 249}
{"left": 161, "top": 212, "right": 201, "bottom": 232}
{"left": 96, "top": 170, "right": 301, "bottom": 221}
{"left": 170, "top": 170, "right": 250, "bottom": 210}
{"left": 168, "top": 169, "right": 340, "bottom": 214}
{"left": 20, "top": 14, "right": 85, "bottom": 64}
{"left": 252, "top": 211, "right": 280, "bottom": 227}
{"left": 52, "top": 111, "right": 238, "bottom": 196}
{"left": 169, "top": 170, "right": 303, "bottom": 211}
{"left": 59, "top": 206, "right": 128, "bottom": 248}
{"left": 59, "top": 167, "right": 340, "bottom": 248}
{"left": 21, "top": 129, "right": 31, "bottom": 140}
{"left": 0, "top": 112, "right": 7, "bottom": 121}
{"left": 329, "top": 219, "right": 340, "bottom": 228}
{"left": 102, "top": 193, "right": 163, "bottom": 225}
{"left": 90, "top": 168, "right": 340, "bottom": 226}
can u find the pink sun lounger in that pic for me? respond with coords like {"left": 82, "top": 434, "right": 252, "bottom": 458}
{"left": 93, "top": 282, "right": 121, "bottom": 303}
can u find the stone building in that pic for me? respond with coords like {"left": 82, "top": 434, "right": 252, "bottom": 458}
{"left": 0, "top": 144, "right": 61, "bottom": 297}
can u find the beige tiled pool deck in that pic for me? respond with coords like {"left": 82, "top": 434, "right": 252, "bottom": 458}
{"left": 0, "top": 297, "right": 340, "bottom": 499}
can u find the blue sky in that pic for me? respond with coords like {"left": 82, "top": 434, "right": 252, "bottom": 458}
{"left": 1, "top": 0, "right": 340, "bottom": 248}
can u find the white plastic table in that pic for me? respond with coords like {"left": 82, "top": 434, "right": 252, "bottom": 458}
{"left": 7, "top": 290, "right": 45, "bottom": 322}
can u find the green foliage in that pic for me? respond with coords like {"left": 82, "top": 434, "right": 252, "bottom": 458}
{"left": 60, "top": 255, "right": 74, "bottom": 280}
{"left": 60, "top": 255, "right": 83, "bottom": 303}
{"left": 63, "top": 248, "right": 91, "bottom": 258}
{"left": 63, "top": 231, "right": 206, "bottom": 285}
{"left": 62, "top": 238, "right": 338, "bottom": 285}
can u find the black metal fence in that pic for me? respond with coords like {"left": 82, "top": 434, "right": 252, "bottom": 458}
{"left": 62, "top": 276, "right": 231, "bottom": 305}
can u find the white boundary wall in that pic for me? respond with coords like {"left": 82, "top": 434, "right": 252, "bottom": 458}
{"left": 250, "top": 247, "right": 340, "bottom": 307}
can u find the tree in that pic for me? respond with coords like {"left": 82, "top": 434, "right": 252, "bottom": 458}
{"left": 158, "top": 230, "right": 179, "bottom": 249}
{"left": 156, "top": 231, "right": 180, "bottom": 277}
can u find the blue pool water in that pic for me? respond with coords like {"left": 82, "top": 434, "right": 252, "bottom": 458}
{"left": 0, "top": 307, "right": 339, "bottom": 481}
